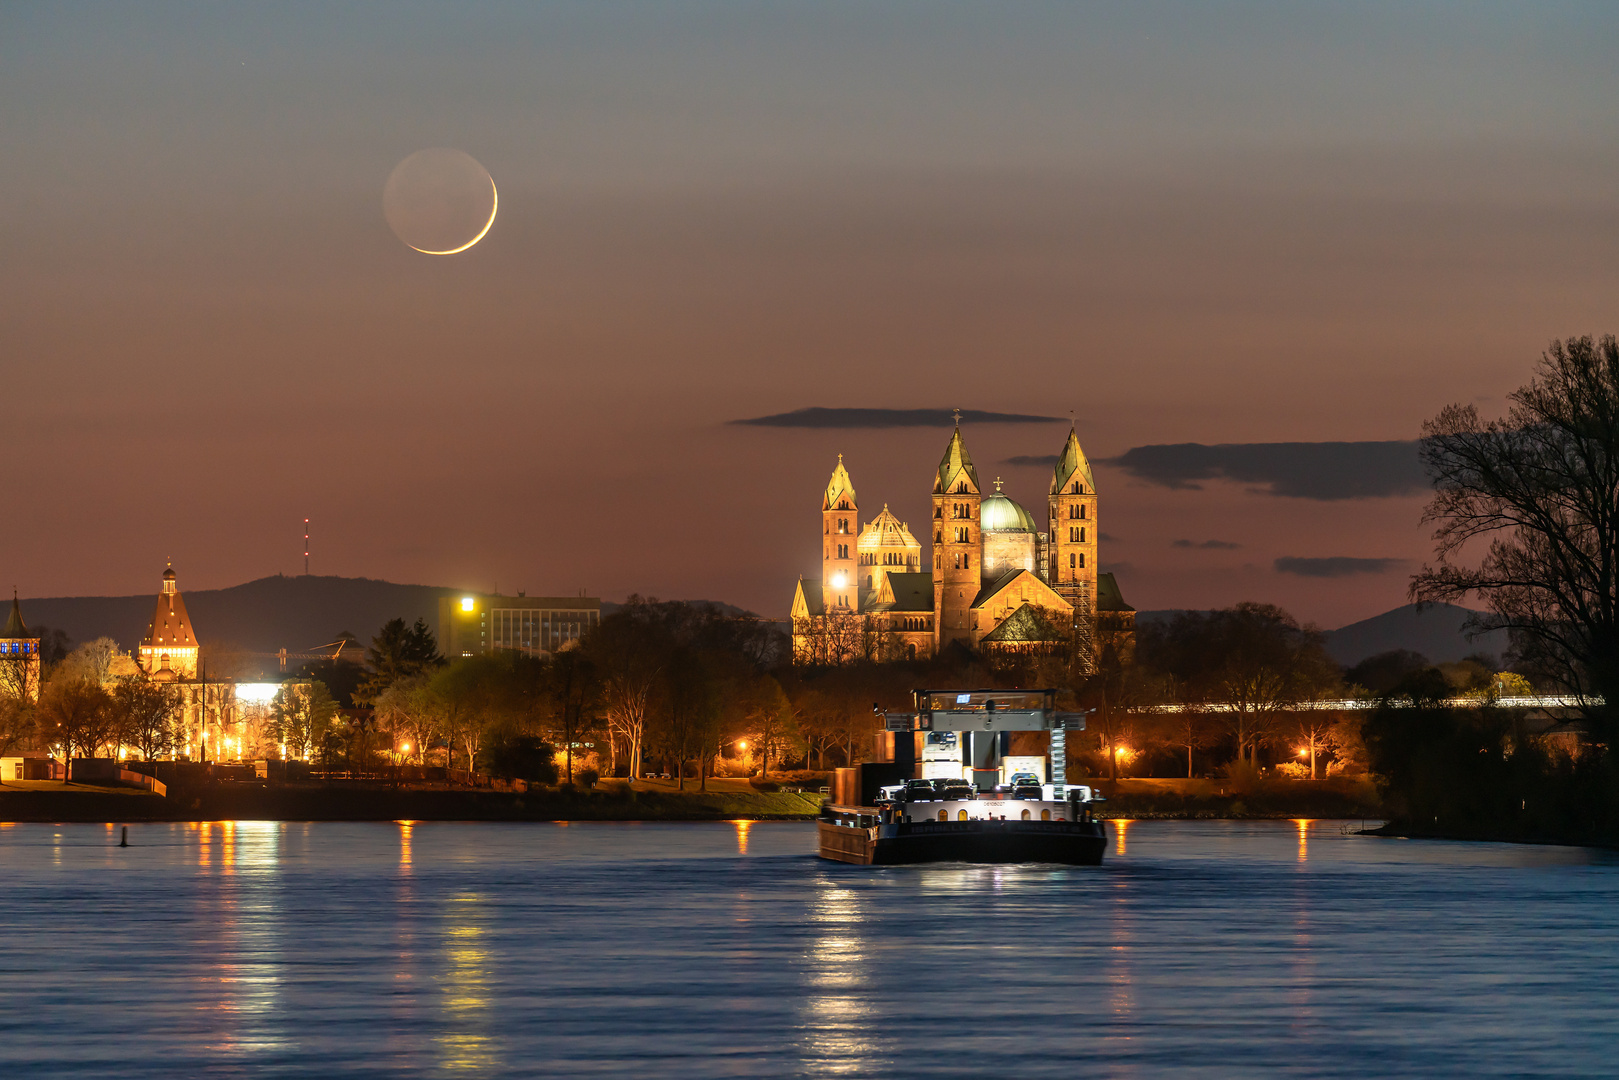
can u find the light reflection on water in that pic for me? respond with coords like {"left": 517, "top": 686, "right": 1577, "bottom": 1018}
{"left": 2, "top": 820, "right": 1619, "bottom": 1078}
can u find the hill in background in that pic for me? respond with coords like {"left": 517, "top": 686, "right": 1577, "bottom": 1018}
{"left": 22, "top": 576, "right": 453, "bottom": 657}
{"left": 1321, "top": 602, "right": 1509, "bottom": 667}
{"left": 19, "top": 575, "right": 758, "bottom": 659}
{"left": 1137, "top": 602, "right": 1509, "bottom": 668}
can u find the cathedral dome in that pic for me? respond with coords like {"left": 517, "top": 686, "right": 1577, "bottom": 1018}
{"left": 980, "top": 492, "right": 1035, "bottom": 533}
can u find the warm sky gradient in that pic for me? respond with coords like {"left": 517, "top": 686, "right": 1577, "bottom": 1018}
{"left": 4, "top": 2, "right": 1618, "bottom": 627}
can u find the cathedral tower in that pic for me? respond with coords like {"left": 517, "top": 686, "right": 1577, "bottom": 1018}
{"left": 932, "top": 422, "right": 982, "bottom": 651}
{"left": 0, "top": 592, "right": 42, "bottom": 702}
{"left": 139, "top": 564, "right": 199, "bottom": 680}
{"left": 1048, "top": 427, "right": 1098, "bottom": 617}
{"left": 822, "top": 455, "right": 859, "bottom": 613}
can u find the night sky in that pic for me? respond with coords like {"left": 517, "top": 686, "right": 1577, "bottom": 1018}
{"left": 4, "top": 2, "right": 1617, "bottom": 625}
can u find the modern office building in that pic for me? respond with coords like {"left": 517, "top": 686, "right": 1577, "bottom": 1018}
{"left": 438, "top": 592, "right": 602, "bottom": 659}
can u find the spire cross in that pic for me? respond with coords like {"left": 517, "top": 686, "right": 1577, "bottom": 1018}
{"left": 952, "top": 408, "right": 962, "bottom": 425}
{"left": 994, "top": 477, "right": 1003, "bottom": 492}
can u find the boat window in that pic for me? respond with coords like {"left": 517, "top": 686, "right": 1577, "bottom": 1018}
{"left": 1041, "top": 809, "right": 1052, "bottom": 821}
{"left": 1021, "top": 809, "right": 1031, "bottom": 820}
{"left": 957, "top": 809, "right": 969, "bottom": 821}
{"left": 937, "top": 810, "right": 947, "bottom": 821}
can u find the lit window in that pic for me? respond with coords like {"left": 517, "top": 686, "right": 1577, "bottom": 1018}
{"left": 461, "top": 597, "right": 475, "bottom": 612}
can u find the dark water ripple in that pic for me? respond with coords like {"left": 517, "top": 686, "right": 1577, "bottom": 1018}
{"left": 1, "top": 820, "right": 1617, "bottom": 1078}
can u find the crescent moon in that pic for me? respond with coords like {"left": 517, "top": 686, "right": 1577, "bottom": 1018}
{"left": 408, "top": 176, "right": 498, "bottom": 255}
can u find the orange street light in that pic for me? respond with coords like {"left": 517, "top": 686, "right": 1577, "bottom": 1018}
{"left": 738, "top": 740, "right": 748, "bottom": 750}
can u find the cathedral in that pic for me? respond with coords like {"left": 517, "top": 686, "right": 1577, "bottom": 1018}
{"left": 790, "top": 421, "right": 1133, "bottom": 663}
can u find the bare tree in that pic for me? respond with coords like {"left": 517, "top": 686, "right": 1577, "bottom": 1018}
{"left": 37, "top": 677, "right": 116, "bottom": 770}
{"left": 1141, "top": 604, "right": 1337, "bottom": 769}
{"left": 1413, "top": 335, "right": 1619, "bottom": 734}
{"left": 271, "top": 682, "right": 338, "bottom": 760}
{"left": 110, "top": 676, "right": 181, "bottom": 762}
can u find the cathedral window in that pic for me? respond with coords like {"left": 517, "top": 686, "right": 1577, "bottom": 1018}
{"left": 1078, "top": 553, "right": 1085, "bottom": 568}
{"left": 1069, "top": 553, "right": 1076, "bottom": 569}
{"left": 1081, "top": 528, "right": 1086, "bottom": 542}
{"left": 1080, "top": 504, "right": 1086, "bottom": 519}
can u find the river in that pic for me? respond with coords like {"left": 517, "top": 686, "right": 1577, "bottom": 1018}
{"left": 2, "top": 819, "right": 1616, "bottom": 1077}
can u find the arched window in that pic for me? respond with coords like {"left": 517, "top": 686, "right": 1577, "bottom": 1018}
{"left": 1069, "top": 553, "right": 1076, "bottom": 569}
{"left": 1021, "top": 809, "right": 1031, "bottom": 820}
{"left": 1078, "top": 553, "right": 1085, "bottom": 568}
{"left": 1080, "top": 505, "right": 1086, "bottom": 519}
{"left": 1080, "top": 528, "right": 1085, "bottom": 542}
{"left": 937, "top": 809, "right": 947, "bottom": 821}
{"left": 958, "top": 809, "right": 969, "bottom": 821}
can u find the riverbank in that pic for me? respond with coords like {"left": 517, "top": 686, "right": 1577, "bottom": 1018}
{"left": 1094, "top": 777, "right": 1382, "bottom": 820}
{"left": 0, "top": 776, "right": 1383, "bottom": 823}
{"left": 1365, "top": 820, "right": 1619, "bottom": 849}
{"left": 0, "top": 781, "right": 826, "bottom": 823}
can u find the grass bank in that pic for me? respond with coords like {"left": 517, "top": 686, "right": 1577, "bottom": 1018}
{"left": 1095, "top": 777, "right": 1382, "bottom": 820}
{"left": 0, "top": 781, "right": 825, "bottom": 823}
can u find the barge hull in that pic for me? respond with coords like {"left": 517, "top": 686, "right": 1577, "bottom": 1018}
{"left": 818, "top": 816, "right": 1107, "bottom": 865}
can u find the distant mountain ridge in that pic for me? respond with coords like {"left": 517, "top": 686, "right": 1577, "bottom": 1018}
{"left": 19, "top": 575, "right": 761, "bottom": 658}
{"left": 1137, "top": 602, "right": 1509, "bottom": 668}
{"left": 22, "top": 576, "right": 1498, "bottom": 671}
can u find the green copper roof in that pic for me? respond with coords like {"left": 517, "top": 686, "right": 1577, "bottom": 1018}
{"left": 935, "top": 427, "right": 980, "bottom": 494}
{"left": 1049, "top": 428, "right": 1096, "bottom": 496}
{"left": 2, "top": 593, "right": 28, "bottom": 639}
{"left": 980, "top": 492, "right": 1036, "bottom": 533}
{"left": 1097, "top": 572, "right": 1134, "bottom": 612}
{"left": 823, "top": 454, "right": 857, "bottom": 510}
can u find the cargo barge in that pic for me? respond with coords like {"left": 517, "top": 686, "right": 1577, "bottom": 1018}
{"left": 817, "top": 689, "right": 1108, "bottom": 865}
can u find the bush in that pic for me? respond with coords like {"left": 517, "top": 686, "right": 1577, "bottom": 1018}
{"left": 484, "top": 735, "right": 560, "bottom": 785}
{"left": 578, "top": 767, "right": 600, "bottom": 789}
{"left": 1220, "top": 758, "right": 1262, "bottom": 793}
{"left": 750, "top": 779, "right": 781, "bottom": 793}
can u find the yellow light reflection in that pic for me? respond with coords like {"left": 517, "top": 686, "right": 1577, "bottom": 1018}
{"left": 399, "top": 821, "right": 413, "bottom": 869}
{"left": 800, "top": 881, "right": 884, "bottom": 1074}
{"left": 438, "top": 894, "right": 498, "bottom": 1072}
{"left": 1111, "top": 818, "right": 1131, "bottom": 856}
{"left": 1295, "top": 818, "right": 1313, "bottom": 863}
{"left": 733, "top": 819, "right": 754, "bottom": 856}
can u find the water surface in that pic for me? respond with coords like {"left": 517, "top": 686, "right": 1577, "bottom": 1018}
{"left": 2, "top": 819, "right": 1616, "bottom": 1077}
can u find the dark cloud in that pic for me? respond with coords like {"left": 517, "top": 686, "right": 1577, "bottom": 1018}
{"left": 1274, "top": 556, "right": 1405, "bottom": 578}
{"left": 1105, "top": 441, "right": 1426, "bottom": 500}
{"left": 1172, "top": 539, "right": 1241, "bottom": 550}
{"left": 1099, "top": 532, "right": 1120, "bottom": 542}
{"left": 732, "top": 407, "right": 1064, "bottom": 429}
{"left": 1005, "top": 453, "right": 1060, "bottom": 467}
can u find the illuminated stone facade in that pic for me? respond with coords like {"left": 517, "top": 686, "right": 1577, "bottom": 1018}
{"left": 134, "top": 565, "right": 241, "bottom": 760}
{"left": 791, "top": 423, "right": 1133, "bottom": 663}
{"left": 138, "top": 565, "right": 199, "bottom": 679}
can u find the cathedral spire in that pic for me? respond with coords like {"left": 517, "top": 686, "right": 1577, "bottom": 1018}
{"left": 935, "top": 421, "right": 980, "bottom": 494}
{"left": 823, "top": 453, "right": 857, "bottom": 510}
{"left": 3, "top": 590, "right": 28, "bottom": 639}
{"left": 1050, "top": 427, "right": 1096, "bottom": 496}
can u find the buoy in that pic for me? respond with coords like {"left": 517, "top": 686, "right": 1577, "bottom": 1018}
{"left": 119, "top": 826, "right": 128, "bottom": 848}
